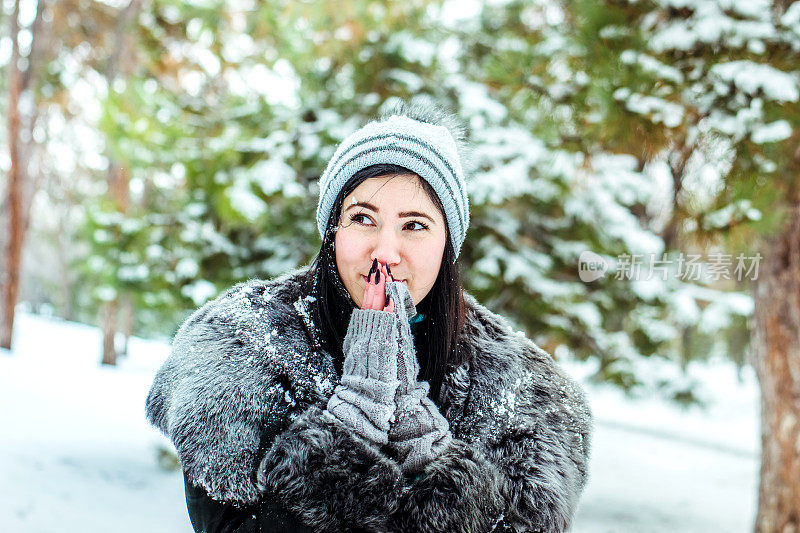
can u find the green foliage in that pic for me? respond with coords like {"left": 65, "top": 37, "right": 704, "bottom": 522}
{"left": 13, "top": 0, "right": 789, "bottom": 400}
{"left": 74, "top": 0, "right": 455, "bottom": 338}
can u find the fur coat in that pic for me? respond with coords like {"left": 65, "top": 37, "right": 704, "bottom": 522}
{"left": 146, "top": 265, "right": 593, "bottom": 532}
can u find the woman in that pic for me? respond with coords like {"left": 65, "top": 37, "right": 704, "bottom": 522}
{"left": 146, "top": 102, "right": 593, "bottom": 532}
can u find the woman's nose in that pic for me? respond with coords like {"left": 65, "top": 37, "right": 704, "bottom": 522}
{"left": 370, "top": 226, "right": 401, "bottom": 265}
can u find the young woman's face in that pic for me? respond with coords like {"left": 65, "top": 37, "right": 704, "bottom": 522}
{"left": 334, "top": 173, "right": 447, "bottom": 308}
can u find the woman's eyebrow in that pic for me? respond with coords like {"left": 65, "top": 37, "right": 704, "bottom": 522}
{"left": 399, "top": 210, "right": 435, "bottom": 223}
{"left": 344, "top": 202, "right": 436, "bottom": 223}
{"left": 344, "top": 201, "right": 378, "bottom": 213}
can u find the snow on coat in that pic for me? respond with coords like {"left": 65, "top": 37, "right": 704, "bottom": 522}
{"left": 145, "top": 264, "right": 593, "bottom": 532}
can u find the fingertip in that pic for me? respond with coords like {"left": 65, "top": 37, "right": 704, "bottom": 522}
{"left": 362, "top": 279, "right": 374, "bottom": 309}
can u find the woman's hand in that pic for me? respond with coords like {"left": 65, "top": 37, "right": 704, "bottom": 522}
{"left": 326, "top": 262, "right": 402, "bottom": 445}
{"left": 361, "top": 261, "right": 395, "bottom": 313}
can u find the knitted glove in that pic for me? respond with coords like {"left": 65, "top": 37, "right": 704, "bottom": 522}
{"left": 324, "top": 309, "right": 401, "bottom": 446}
{"left": 385, "top": 281, "right": 418, "bottom": 394}
{"left": 384, "top": 281, "right": 452, "bottom": 474}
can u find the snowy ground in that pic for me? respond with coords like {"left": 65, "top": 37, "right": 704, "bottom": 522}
{"left": 569, "top": 358, "right": 759, "bottom": 532}
{"left": 0, "top": 311, "right": 759, "bottom": 532}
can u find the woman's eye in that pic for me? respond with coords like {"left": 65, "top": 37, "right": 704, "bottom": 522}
{"left": 350, "top": 213, "right": 373, "bottom": 225}
{"left": 406, "top": 221, "right": 429, "bottom": 231}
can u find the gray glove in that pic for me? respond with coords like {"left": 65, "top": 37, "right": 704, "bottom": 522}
{"left": 324, "top": 309, "right": 401, "bottom": 446}
{"left": 385, "top": 281, "right": 418, "bottom": 395}
{"left": 384, "top": 281, "right": 452, "bottom": 474}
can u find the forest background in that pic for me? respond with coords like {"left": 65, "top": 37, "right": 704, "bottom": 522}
{"left": 2, "top": 0, "right": 799, "bottom": 530}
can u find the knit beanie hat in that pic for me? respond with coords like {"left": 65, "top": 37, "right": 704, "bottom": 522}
{"left": 316, "top": 113, "right": 470, "bottom": 260}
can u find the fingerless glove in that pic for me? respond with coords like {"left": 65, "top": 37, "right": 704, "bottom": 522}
{"left": 384, "top": 281, "right": 452, "bottom": 474}
{"left": 324, "top": 309, "right": 401, "bottom": 446}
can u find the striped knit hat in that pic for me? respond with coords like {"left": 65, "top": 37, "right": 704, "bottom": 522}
{"left": 316, "top": 114, "right": 470, "bottom": 260}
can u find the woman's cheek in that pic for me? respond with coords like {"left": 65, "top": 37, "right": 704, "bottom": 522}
{"left": 335, "top": 228, "right": 365, "bottom": 284}
{"left": 419, "top": 239, "right": 445, "bottom": 298}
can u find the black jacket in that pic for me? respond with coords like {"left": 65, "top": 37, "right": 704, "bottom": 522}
{"left": 146, "top": 265, "right": 593, "bottom": 532}
{"left": 183, "top": 470, "right": 313, "bottom": 532}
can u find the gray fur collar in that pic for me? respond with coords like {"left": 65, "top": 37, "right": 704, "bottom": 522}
{"left": 146, "top": 264, "right": 576, "bottom": 505}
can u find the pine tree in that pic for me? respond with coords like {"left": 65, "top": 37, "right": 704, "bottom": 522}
{"left": 82, "top": 0, "right": 455, "bottom": 337}
{"left": 556, "top": 0, "right": 800, "bottom": 527}
{"left": 440, "top": 0, "right": 741, "bottom": 399}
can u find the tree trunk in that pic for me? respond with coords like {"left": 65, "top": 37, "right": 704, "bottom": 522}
{"left": 661, "top": 138, "right": 693, "bottom": 250}
{"left": 1, "top": 0, "right": 24, "bottom": 351}
{"left": 56, "top": 195, "right": 75, "bottom": 321}
{"left": 100, "top": 298, "right": 119, "bottom": 366}
{"left": 120, "top": 294, "right": 134, "bottom": 357}
{"left": 99, "top": 164, "right": 131, "bottom": 366}
{"left": 752, "top": 202, "right": 800, "bottom": 532}
{"left": 98, "top": 0, "right": 141, "bottom": 366}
